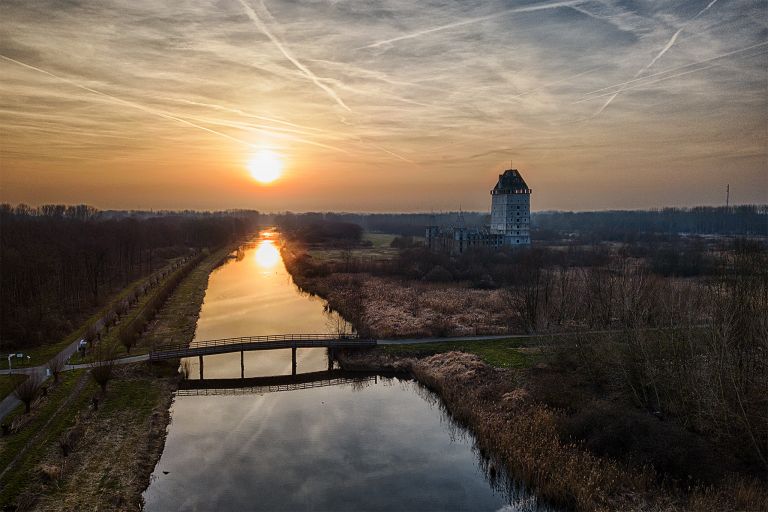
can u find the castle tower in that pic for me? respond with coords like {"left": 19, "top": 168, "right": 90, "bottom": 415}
{"left": 490, "top": 169, "right": 531, "bottom": 246}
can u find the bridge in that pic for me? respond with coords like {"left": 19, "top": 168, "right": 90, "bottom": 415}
{"left": 177, "top": 370, "right": 380, "bottom": 396}
{"left": 149, "top": 334, "right": 377, "bottom": 378}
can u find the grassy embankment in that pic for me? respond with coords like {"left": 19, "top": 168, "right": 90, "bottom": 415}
{"left": 383, "top": 337, "right": 538, "bottom": 368}
{"left": 0, "top": 375, "right": 27, "bottom": 400}
{"left": 0, "top": 246, "right": 233, "bottom": 510}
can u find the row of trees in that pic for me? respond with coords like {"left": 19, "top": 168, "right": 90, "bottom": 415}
{"left": 1, "top": 204, "right": 257, "bottom": 350}
{"left": 117, "top": 252, "right": 205, "bottom": 353}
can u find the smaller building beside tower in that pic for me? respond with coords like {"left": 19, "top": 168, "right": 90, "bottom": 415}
{"left": 426, "top": 168, "right": 532, "bottom": 254}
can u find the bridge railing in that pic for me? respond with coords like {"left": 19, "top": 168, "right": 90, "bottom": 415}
{"left": 151, "top": 333, "right": 369, "bottom": 354}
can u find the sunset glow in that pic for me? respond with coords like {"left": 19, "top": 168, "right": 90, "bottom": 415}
{"left": 0, "top": 1, "right": 765, "bottom": 210}
{"left": 248, "top": 150, "right": 283, "bottom": 184}
{"left": 254, "top": 239, "right": 280, "bottom": 268}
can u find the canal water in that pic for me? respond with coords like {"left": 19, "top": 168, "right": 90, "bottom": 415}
{"left": 143, "top": 231, "right": 548, "bottom": 511}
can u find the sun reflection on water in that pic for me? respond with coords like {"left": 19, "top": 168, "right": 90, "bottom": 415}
{"left": 254, "top": 239, "right": 280, "bottom": 268}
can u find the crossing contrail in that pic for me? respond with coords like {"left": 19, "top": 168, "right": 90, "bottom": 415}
{"left": 236, "top": 0, "right": 351, "bottom": 112}
{"left": 594, "top": 0, "right": 720, "bottom": 116}
{"left": 576, "top": 41, "right": 768, "bottom": 102}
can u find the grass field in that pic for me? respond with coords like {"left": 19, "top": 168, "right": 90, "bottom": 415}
{"left": 383, "top": 337, "right": 539, "bottom": 368}
{"left": 0, "top": 370, "right": 94, "bottom": 506}
{"left": 0, "top": 375, "right": 27, "bottom": 399}
{"left": 307, "top": 232, "right": 421, "bottom": 263}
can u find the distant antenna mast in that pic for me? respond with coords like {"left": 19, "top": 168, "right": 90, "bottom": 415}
{"left": 726, "top": 184, "right": 730, "bottom": 208}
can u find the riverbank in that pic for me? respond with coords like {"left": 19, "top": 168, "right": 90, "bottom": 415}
{"left": 0, "top": 245, "right": 234, "bottom": 510}
{"left": 281, "top": 244, "right": 517, "bottom": 337}
{"left": 281, "top": 237, "right": 767, "bottom": 511}
{"left": 337, "top": 349, "right": 766, "bottom": 511}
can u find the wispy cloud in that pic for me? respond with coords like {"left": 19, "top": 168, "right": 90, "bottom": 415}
{"left": 0, "top": 54, "right": 350, "bottom": 154}
{"left": 354, "top": 0, "right": 583, "bottom": 50}
{"left": 1, "top": 0, "right": 765, "bottom": 210}
{"left": 235, "top": 0, "right": 351, "bottom": 111}
{"left": 593, "top": 0, "right": 721, "bottom": 116}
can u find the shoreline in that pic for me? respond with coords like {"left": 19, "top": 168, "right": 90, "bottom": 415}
{"left": 335, "top": 349, "right": 767, "bottom": 511}
{"left": 336, "top": 349, "right": 647, "bottom": 511}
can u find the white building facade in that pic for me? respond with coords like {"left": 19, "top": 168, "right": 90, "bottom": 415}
{"left": 490, "top": 169, "right": 532, "bottom": 246}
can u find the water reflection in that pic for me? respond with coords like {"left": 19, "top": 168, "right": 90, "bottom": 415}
{"left": 182, "top": 231, "right": 346, "bottom": 379}
{"left": 145, "top": 230, "right": 551, "bottom": 511}
{"left": 254, "top": 238, "right": 280, "bottom": 269}
{"left": 145, "top": 375, "right": 551, "bottom": 512}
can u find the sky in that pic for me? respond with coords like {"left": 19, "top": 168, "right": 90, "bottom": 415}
{"left": 1, "top": 0, "right": 766, "bottom": 212}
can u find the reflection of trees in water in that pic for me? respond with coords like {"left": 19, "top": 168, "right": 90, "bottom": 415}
{"left": 405, "top": 377, "right": 554, "bottom": 511}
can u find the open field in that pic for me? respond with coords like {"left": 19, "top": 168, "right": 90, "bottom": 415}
{"left": 0, "top": 370, "right": 93, "bottom": 506}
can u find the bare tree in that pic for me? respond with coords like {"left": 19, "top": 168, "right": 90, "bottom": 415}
{"left": 89, "top": 346, "right": 117, "bottom": 393}
{"left": 13, "top": 374, "right": 42, "bottom": 413}
{"left": 46, "top": 353, "right": 66, "bottom": 383}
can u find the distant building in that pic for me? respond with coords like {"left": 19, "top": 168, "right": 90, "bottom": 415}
{"left": 490, "top": 169, "right": 532, "bottom": 245}
{"left": 426, "top": 168, "right": 532, "bottom": 254}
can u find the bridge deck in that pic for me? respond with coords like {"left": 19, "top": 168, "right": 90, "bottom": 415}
{"left": 177, "top": 370, "right": 379, "bottom": 396}
{"left": 149, "top": 334, "right": 376, "bottom": 361}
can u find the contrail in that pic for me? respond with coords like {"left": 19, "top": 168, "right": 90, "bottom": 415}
{"left": 364, "top": 142, "right": 416, "bottom": 164}
{"left": 505, "top": 65, "right": 605, "bottom": 101}
{"left": 576, "top": 41, "right": 768, "bottom": 100}
{"left": 0, "top": 54, "right": 349, "bottom": 153}
{"left": 165, "top": 97, "right": 329, "bottom": 133}
{"left": 575, "top": 48, "right": 768, "bottom": 103}
{"left": 594, "top": 0, "right": 720, "bottom": 116}
{"left": 355, "top": 0, "right": 582, "bottom": 50}
{"left": 236, "top": 0, "right": 351, "bottom": 111}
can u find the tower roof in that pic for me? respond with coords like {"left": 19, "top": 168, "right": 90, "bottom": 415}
{"left": 492, "top": 169, "right": 530, "bottom": 192}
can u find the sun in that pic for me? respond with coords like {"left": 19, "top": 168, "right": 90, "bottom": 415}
{"left": 248, "top": 149, "right": 283, "bottom": 184}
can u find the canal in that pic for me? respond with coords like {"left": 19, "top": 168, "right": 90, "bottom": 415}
{"left": 143, "top": 231, "right": 549, "bottom": 511}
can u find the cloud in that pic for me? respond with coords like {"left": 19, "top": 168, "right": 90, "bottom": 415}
{"left": 235, "top": 0, "right": 351, "bottom": 111}
{"left": 1, "top": 0, "right": 765, "bottom": 209}
{"left": 593, "top": 0, "right": 722, "bottom": 116}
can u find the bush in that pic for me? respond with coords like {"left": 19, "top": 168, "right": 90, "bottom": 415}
{"left": 423, "top": 265, "right": 452, "bottom": 282}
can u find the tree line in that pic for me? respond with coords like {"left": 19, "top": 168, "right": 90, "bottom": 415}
{"left": 0, "top": 204, "right": 258, "bottom": 350}
{"left": 533, "top": 205, "right": 767, "bottom": 238}
{"left": 267, "top": 205, "right": 766, "bottom": 238}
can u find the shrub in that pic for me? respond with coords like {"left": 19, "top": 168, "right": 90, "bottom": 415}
{"left": 423, "top": 265, "right": 452, "bottom": 282}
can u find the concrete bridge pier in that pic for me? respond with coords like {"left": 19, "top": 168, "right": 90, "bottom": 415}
{"left": 291, "top": 346, "right": 297, "bottom": 376}
{"left": 198, "top": 355, "right": 204, "bottom": 380}
{"left": 240, "top": 350, "right": 244, "bottom": 379}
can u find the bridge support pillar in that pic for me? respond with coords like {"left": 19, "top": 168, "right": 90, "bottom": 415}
{"left": 241, "top": 350, "right": 244, "bottom": 379}
{"left": 198, "top": 355, "right": 204, "bottom": 380}
{"left": 328, "top": 347, "right": 335, "bottom": 371}
{"left": 291, "top": 347, "right": 297, "bottom": 376}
